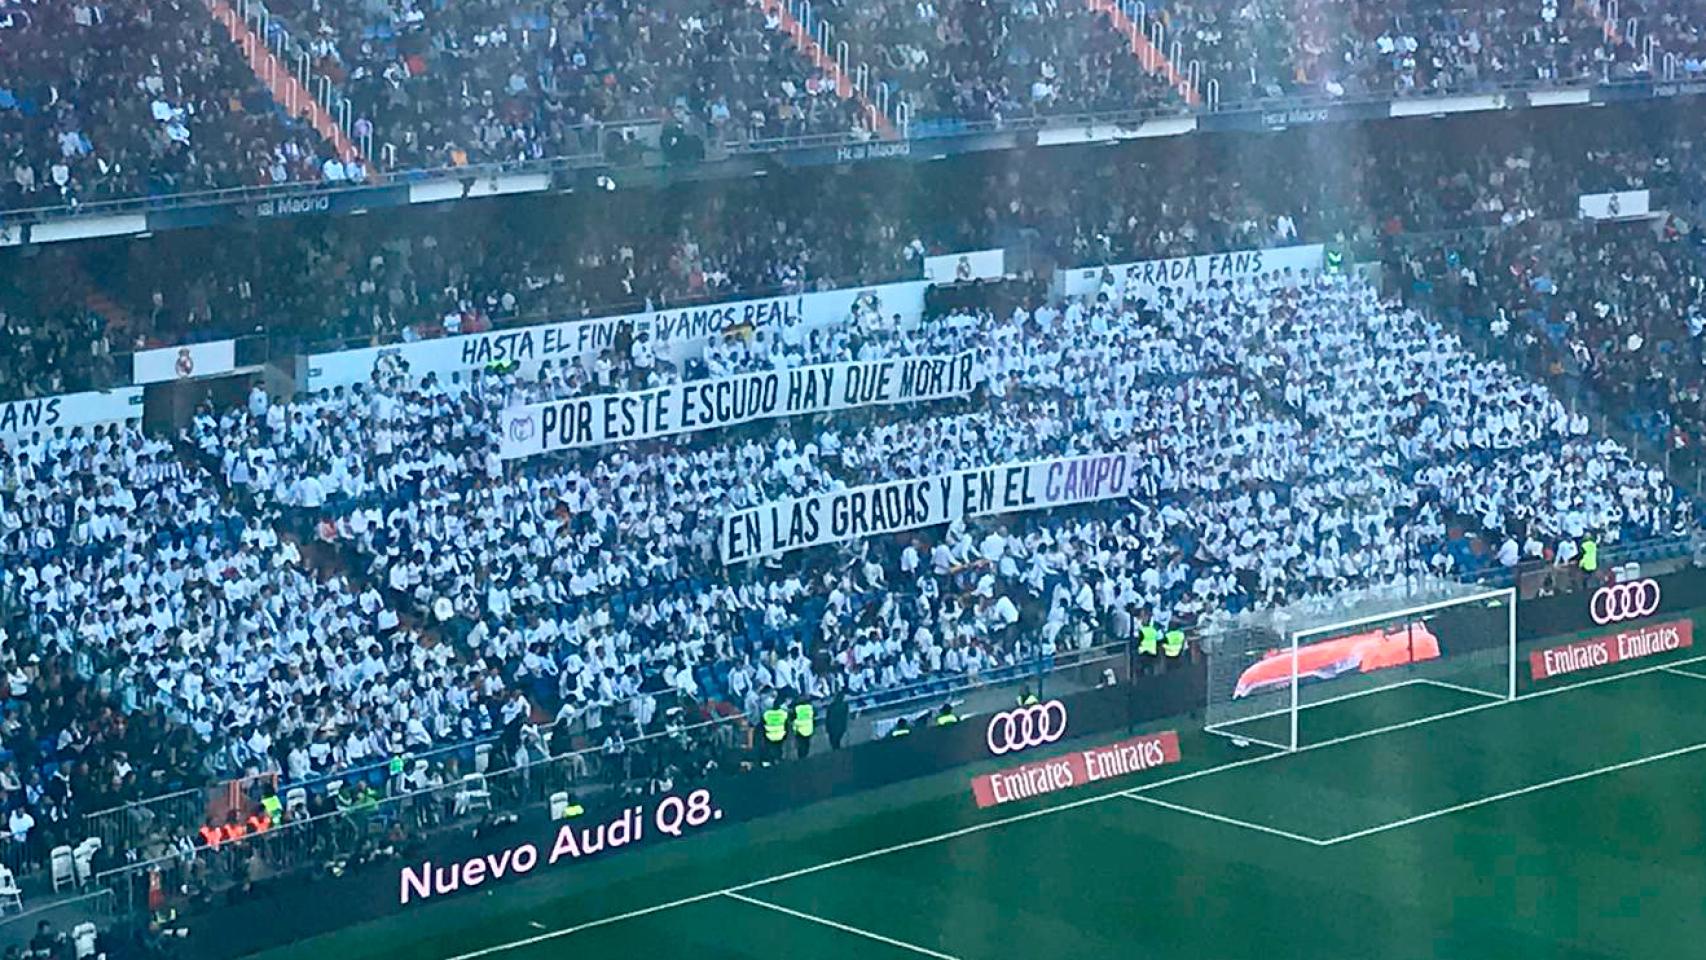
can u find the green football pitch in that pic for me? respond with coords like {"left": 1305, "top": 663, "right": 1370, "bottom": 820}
{"left": 263, "top": 625, "right": 1706, "bottom": 960}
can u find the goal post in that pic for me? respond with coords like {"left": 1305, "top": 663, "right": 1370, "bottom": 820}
{"left": 1203, "top": 581, "right": 1518, "bottom": 752}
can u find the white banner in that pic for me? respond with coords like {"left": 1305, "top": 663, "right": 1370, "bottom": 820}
{"left": 924, "top": 249, "right": 1005, "bottom": 283}
{"left": 501, "top": 353, "right": 976, "bottom": 459}
{"left": 132, "top": 340, "right": 238, "bottom": 384}
{"left": 1578, "top": 190, "right": 1652, "bottom": 221}
{"left": 0, "top": 387, "right": 143, "bottom": 442}
{"left": 1062, "top": 243, "right": 1325, "bottom": 300}
{"left": 720, "top": 452, "right": 1140, "bottom": 564}
{"left": 303, "top": 280, "right": 931, "bottom": 392}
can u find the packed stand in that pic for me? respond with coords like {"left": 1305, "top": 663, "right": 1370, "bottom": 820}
{"left": 170, "top": 266, "right": 1689, "bottom": 767}
{"left": 3, "top": 247, "right": 1690, "bottom": 902}
{"left": 1398, "top": 219, "right": 1706, "bottom": 477}
{"left": 805, "top": 0, "right": 1186, "bottom": 124}
{"left": 265, "top": 0, "right": 871, "bottom": 171}
{"left": 0, "top": 100, "right": 1701, "bottom": 404}
{"left": 1598, "top": 0, "right": 1706, "bottom": 80}
{"left": 16, "top": 100, "right": 1634, "bottom": 363}
{"left": 0, "top": 0, "right": 339, "bottom": 214}
{"left": 0, "top": 416, "right": 452, "bottom": 877}
{"left": 1153, "top": 0, "right": 1644, "bottom": 104}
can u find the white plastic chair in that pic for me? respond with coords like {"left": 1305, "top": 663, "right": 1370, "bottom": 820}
{"left": 454, "top": 773, "right": 492, "bottom": 816}
{"left": 285, "top": 787, "right": 309, "bottom": 819}
{"left": 548, "top": 791, "right": 570, "bottom": 820}
{"left": 474, "top": 743, "right": 492, "bottom": 774}
{"left": 0, "top": 864, "right": 23, "bottom": 914}
{"left": 72, "top": 921, "right": 98, "bottom": 959}
{"left": 72, "top": 837, "right": 100, "bottom": 887}
{"left": 49, "top": 844, "right": 75, "bottom": 892}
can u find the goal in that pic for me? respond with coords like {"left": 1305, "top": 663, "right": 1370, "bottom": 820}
{"left": 1202, "top": 581, "right": 1517, "bottom": 752}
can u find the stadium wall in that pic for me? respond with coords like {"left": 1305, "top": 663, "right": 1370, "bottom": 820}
{"left": 1513, "top": 563, "right": 1706, "bottom": 642}
{"left": 176, "top": 661, "right": 1206, "bottom": 958}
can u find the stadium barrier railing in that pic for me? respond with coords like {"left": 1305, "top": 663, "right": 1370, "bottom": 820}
{"left": 78, "top": 736, "right": 498, "bottom": 859}
{"left": 0, "top": 888, "right": 114, "bottom": 944}
{"left": 5, "top": 76, "right": 1704, "bottom": 229}
{"left": 92, "top": 708, "right": 751, "bottom": 916}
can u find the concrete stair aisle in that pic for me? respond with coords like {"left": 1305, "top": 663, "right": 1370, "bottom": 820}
{"left": 203, "top": 0, "right": 366, "bottom": 166}
{"left": 759, "top": 0, "right": 903, "bottom": 140}
{"left": 1084, "top": 0, "right": 1204, "bottom": 107}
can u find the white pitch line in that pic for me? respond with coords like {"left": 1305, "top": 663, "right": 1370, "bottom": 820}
{"left": 440, "top": 783, "right": 1145, "bottom": 960}
{"left": 1661, "top": 666, "right": 1706, "bottom": 683}
{"left": 1127, "top": 794, "right": 1330, "bottom": 846}
{"left": 1202, "top": 728, "right": 1292, "bottom": 752}
{"left": 447, "top": 648, "right": 1706, "bottom": 959}
{"left": 1413, "top": 678, "right": 1507, "bottom": 702}
{"left": 444, "top": 889, "right": 732, "bottom": 959}
{"left": 1320, "top": 740, "right": 1706, "bottom": 846}
{"left": 723, "top": 892, "right": 961, "bottom": 959}
{"left": 1205, "top": 678, "right": 1430, "bottom": 731}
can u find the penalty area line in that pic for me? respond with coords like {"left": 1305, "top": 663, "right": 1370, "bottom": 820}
{"left": 1125, "top": 794, "right": 1330, "bottom": 846}
{"left": 722, "top": 892, "right": 962, "bottom": 959}
{"left": 1412, "top": 678, "right": 1507, "bottom": 701}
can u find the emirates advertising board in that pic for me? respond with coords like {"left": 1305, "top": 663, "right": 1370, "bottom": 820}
{"left": 1528, "top": 576, "right": 1696, "bottom": 681}
{"left": 970, "top": 698, "right": 1183, "bottom": 808}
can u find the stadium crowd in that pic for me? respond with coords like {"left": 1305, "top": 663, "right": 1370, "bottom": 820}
{"left": 9, "top": 98, "right": 1683, "bottom": 370}
{"left": 0, "top": 0, "right": 336, "bottom": 212}
{"left": 0, "top": 247, "right": 1684, "bottom": 896}
{"left": 4, "top": 0, "right": 1706, "bottom": 219}
{"left": 4, "top": 95, "right": 1698, "bottom": 410}
{"left": 1401, "top": 216, "right": 1706, "bottom": 475}
{"left": 2, "top": 260, "right": 1661, "bottom": 866}
{"left": 0, "top": 75, "right": 1702, "bottom": 927}
{"left": 262, "top": 0, "right": 874, "bottom": 169}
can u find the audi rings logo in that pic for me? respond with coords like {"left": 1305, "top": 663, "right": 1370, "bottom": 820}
{"left": 985, "top": 700, "right": 1068, "bottom": 756}
{"left": 1590, "top": 578, "right": 1662, "bottom": 625}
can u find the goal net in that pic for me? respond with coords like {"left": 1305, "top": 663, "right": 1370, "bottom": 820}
{"left": 1202, "top": 580, "right": 1517, "bottom": 752}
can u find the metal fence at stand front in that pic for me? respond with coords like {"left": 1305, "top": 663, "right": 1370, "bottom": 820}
{"left": 79, "top": 738, "right": 501, "bottom": 857}
{"left": 88, "top": 641, "right": 1153, "bottom": 920}
{"left": 93, "top": 710, "right": 753, "bottom": 918}
{"left": 0, "top": 889, "right": 114, "bottom": 953}
{"left": 81, "top": 787, "right": 208, "bottom": 861}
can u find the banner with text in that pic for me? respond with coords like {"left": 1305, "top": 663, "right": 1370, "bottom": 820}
{"left": 500, "top": 352, "right": 976, "bottom": 459}
{"left": 303, "top": 280, "right": 931, "bottom": 392}
{"left": 1528, "top": 618, "right": 1693, "bottom": 681}
{"left": 970, "top": 731, "right": 1182, "bottom": 808}
{"left": 0, "top": 387, "right": 144, "bottom": 442}
{"left": 720, "top": 452, "right": 1140, "bottom": 564}
{"left": 1062, "top": 243, "right": 1325, "bottom": 300}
